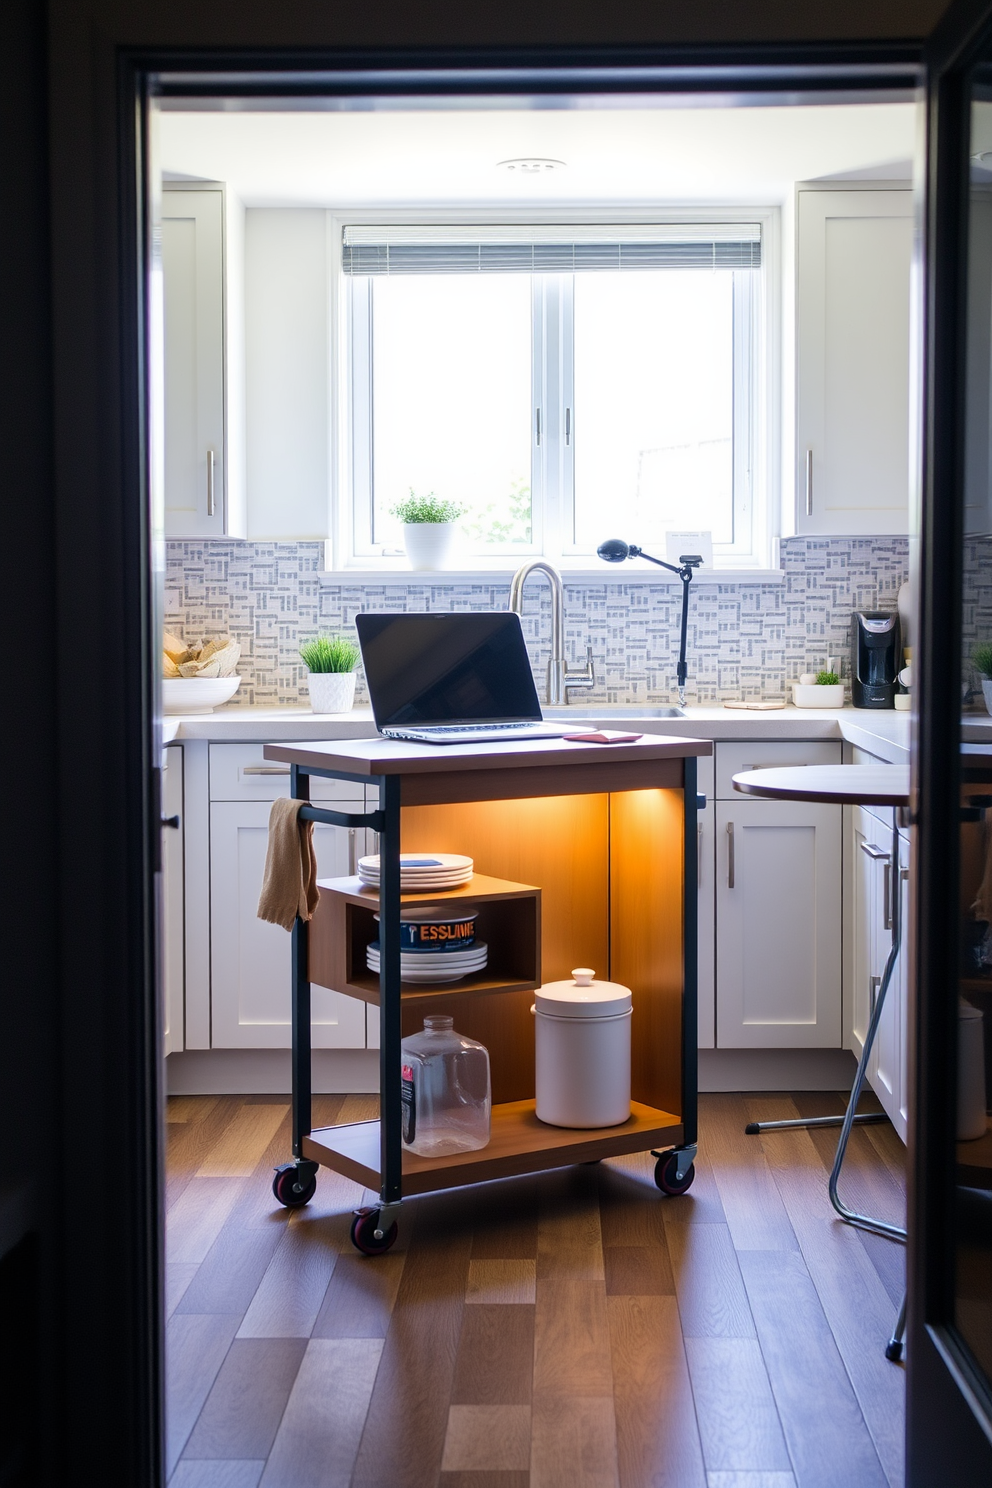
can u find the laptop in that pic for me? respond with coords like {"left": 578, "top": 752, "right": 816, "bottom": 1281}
{"left": 354, "top": 612, "right": 572, "bottom": 745}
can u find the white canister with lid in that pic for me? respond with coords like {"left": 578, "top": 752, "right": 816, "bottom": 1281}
{"left": 958, "top": 999, "right": 988, "bottom": 1141}
{"left": 533, "top": 968, "right": 632, "bottom": 1128}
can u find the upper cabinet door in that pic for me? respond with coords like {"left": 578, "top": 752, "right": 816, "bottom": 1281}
{"left": 796, "top": 188, "right": 913, "bottom": 536}
{"left": 161, "top": 188, "right": 226, "bottom": 536}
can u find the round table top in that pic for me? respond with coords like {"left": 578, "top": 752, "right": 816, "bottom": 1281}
{"left": 732, "top": 764, "right": 910, "bottom": 806}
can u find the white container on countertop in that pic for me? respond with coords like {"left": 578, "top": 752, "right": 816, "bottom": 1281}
{"left": 793, "top": 682, "right": 845, "bottom": 708}
{"left": 307, "top": 671, "right": 357, "bottom": 713}
{"left": 958, "top": 1000, "right": 988, "bottom": 1141}
{"left": 533, "top": 968, "right": 632, "bottom": 1128}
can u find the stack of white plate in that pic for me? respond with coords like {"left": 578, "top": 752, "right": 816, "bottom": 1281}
{"left": 366, "top": 939, "right": 489, "bottom": 984}
{"left": 357, "top": 852, "right": 474, "bottom": 890}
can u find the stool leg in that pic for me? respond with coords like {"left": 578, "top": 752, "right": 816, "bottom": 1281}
{"left": 885, "top": 1292, "right": 908, "bottom": 1362}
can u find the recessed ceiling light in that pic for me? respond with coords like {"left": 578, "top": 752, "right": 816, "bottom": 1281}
{"left": 497, "top": 158, "right": 566, "bottom": 174}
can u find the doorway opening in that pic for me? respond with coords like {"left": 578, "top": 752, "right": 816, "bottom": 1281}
{"left": 150, "top": 63, "right": 922, "bottom": 1485}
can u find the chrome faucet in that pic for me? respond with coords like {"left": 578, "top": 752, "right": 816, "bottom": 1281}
{"left": 508, "top": 560, "right": 596, "bottom": 706}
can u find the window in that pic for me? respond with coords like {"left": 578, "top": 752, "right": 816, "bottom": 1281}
{"left": 345, "top": 222, "right": 765, "bottom": 566}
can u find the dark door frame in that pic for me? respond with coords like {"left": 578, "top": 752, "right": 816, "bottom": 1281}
{"left": 909, "top": 0, "right": 992, "bottom": 1480}
{"left": 43, "top": 10, "right": 934, "bottom": 1484}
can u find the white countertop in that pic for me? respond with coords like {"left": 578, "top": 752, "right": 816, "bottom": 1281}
{"left": 162, "top": 702, "right": 920, "bottom": 764}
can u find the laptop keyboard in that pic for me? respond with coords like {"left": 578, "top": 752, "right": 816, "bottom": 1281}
{"left": 417, "top": 723, "right": 546, "bottom": 734}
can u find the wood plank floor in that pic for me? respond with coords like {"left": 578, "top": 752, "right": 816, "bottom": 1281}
{"left": 165, "top": 1092, "right": 906, "bottom": 1488}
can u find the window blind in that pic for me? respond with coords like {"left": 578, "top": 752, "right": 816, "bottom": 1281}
{"left": 341, "top": 223, "right": 761, "bottom": 274}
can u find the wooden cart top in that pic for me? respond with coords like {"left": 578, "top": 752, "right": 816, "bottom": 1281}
{"left": 263, "top": 732, "right": 712, "bottom": 779}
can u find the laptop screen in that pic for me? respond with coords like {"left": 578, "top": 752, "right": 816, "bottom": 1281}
{"left": 355, "top": 612, "right": 543, "bottom": 728}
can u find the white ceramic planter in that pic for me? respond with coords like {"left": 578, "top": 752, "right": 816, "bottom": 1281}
{"left": 402, "top": 522, "right": 457, "bottom": 571}
{"left": 792, "top": 682, "right": 846, "bottom": 709}
{"left": 983, "top": 679, "right": 992, "bottom": 716}
{"left": 307, "top": 671, "right": 357, "bottom": 714}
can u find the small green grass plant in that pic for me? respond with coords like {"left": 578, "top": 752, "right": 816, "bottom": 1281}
{"left": 973, "top": 642, "right": 992, "bottom": 680}
{"left": 390, "top": 490, "right": 465, "bottom": 525}
{"left": 299, "top": 634, "right": 360, "bottom": 674}
{"left": 815, "top": 670, "right": 840, "bottom": 686}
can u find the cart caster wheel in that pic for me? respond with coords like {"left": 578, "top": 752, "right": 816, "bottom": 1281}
{"left": 885, "top": 1340, "right": 903, "bottom": 1362}
{"left": 350, "top": 1207, "right": 399, "bottom": 1256}
{"left": 654, "top": 1153, "right": 696, "bottom": 1195}
{"left": 272, "top": 1164, "right": 317, "bottom": 1208}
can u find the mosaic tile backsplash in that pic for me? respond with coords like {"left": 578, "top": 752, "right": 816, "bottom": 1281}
{"left": 164, "top": 536, "right": 910, "bottom": 709}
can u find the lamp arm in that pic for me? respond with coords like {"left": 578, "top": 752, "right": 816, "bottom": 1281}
{"left": 625, "top": 545, "right": 684, "bottom": 578}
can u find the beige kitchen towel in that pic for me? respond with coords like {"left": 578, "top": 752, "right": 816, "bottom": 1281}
{"left": 257, "top": 797, "right": 320, "bottom": 931}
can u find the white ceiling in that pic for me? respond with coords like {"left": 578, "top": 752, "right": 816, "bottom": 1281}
{"left": 158, "top": 102, "right": 916, "bottom": 207}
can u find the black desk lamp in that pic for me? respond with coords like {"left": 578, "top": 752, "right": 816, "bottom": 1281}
{"left": 598, "top": 539, "right": 703, "bottom": 707}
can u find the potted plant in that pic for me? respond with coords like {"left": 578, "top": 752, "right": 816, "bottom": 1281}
{"left": 973, "top": 642, "right": 992, "bottom": 715}
{"left": 390, "top": 490, "right": 465, "bottom": 570}
{"left": 792, "top": 668, "right": 845, "bottom": 709}
{"left": 299, "top": 633, "right": 361, "bottom": 713}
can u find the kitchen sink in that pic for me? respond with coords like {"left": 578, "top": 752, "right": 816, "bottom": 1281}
{"left": 542, "top": 705, "right": 686, "bottom": 720}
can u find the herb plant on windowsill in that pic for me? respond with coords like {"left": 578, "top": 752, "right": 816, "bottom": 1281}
{"left": 973, "top": 642, "right": 992, "bottom": 716}
{"left": 299, "top": 634, "right": 361, "bottom": 714}
{"left": 390, "top": 491, "right": 466, "bottom": 571}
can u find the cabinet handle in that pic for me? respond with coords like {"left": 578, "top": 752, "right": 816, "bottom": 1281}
{"left": 870, "top": 974, "right": 881, "bottom": 1016}
{"left": 726, "top": 821, "right": 735, "bottom": 888}
{"left": 206, "top": 447, "right": 216, "bottom": 517}
{"left": 242, "top": 765, "right": 290, "bottom": 776}
{"left": 698, "top": 822, "right": 703, "bottom": 888}
{"left": 535, "top": 408, "right": 542, "bottom": 447}
{"left": 565, "top": 407, "right": 572, "bottom": 445}
{"left": 860, "top": 841, "right": 889, "bottom": 861}
{"left": 805, "top": 448, "right": 813, "bottom": 517}
{"left": 883, "top": 862, "right": 892, "bottom": 930}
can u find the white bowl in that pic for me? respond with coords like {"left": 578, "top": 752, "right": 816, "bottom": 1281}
{"left": 162, "top": 676, "right": 241, "bottom": 714}
{"left": 792, "top": 683, "right": 845, "bottom": 709}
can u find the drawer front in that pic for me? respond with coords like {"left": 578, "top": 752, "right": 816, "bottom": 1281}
{"left": 715, "top": 739, "right": 842, "bottom": 799}
{"left": 209, "top": 742, "right": 368, "bottom": 802}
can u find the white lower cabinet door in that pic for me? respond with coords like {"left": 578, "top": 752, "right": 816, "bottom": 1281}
{"left": 162, "top": 746, "right": 185, "bottom": 1056}
{"left": 716, "top": 798, "right": 842, "bottom": 1048}
{"left": 209, "top": 801, "right": 367, "bottom": 1048}
{"left": 697, "top": 802, "right": 716, "bottom": 1049}
{"left": 896, "top": 835, "right": 910, "bottom": 1142}
{"left": 851, "top": 806, "right": 886, "bottom": 1060}
{"left": 868, "top": 837, "right": 902, "bottom": 1127}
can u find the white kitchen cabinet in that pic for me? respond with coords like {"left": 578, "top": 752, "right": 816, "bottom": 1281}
{"left": 162, "top": 187, "right": 234, "bottom": 537}
{"left": 715, "top": 797, "right": 842, "bottom": 1048}
{"left": 162, "top": 745, "right": 185, "bottom": 1055}
{"left": 849, "top": 804, "right": 908, "bottom": 1141}
{"left": 697, "top": 800, "right": 716, "bottom": 1048}
{"left": 965, "top": 186, "right": 992, "bottom": 535}
{"left": 897, "top": 834, "right": 910, "bottom": 1139}
{"left": 209, "top": 800, "right": 367, "bottom": 1049}
{"left": 795, "top": 187, "right": 913, "bottom": 536}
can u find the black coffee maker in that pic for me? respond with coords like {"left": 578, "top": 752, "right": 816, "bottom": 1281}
{"left": 851, "top": 611, "right": 901, "bottom": 708}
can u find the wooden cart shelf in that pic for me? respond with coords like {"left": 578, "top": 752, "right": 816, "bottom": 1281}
{"left": 302, "top": 1098, "right": 684, "bottom": 1196}
{"left": 958, "top": 1118, "right": 992, "bottom": 1191}
{"left": 310, "top": 871, "right": 542, "bottom": 1008}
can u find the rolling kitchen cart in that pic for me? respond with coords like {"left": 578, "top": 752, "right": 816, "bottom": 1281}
{"left": 263, "top": 733, "right": 711, "bottom": 1254}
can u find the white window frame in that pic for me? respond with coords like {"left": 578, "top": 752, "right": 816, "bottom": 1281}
{"left": 330, "top": 206, "right": 779, "bottom": 573}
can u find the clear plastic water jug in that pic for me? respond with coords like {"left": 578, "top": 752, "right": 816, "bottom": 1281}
{"left": 400, "top": 1015, "right": 491, "bottom": 1157}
